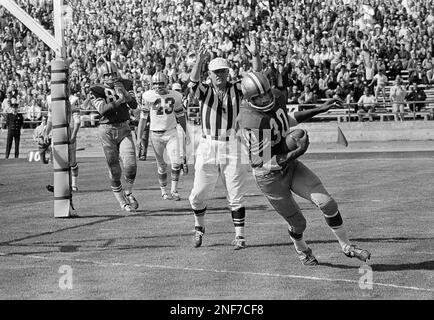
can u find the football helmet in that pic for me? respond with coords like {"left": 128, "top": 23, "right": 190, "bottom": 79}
{"left": 152, "top": 72, "right": 169, "bottom": 95}
{"left": 98, "top": 61, "right": 119, "bottom": 87}
{"left": 241, "top": 72, "right": 275, "bottom": 112}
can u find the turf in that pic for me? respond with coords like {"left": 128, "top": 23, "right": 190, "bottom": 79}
{"left": 0, "top": 153, "right": 433, "bottom": 300}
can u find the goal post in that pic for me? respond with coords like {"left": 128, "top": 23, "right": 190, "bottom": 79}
{"left": 1, "top": 0, "right": 73, "bottom": 218}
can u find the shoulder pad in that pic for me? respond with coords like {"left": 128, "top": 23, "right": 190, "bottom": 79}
{"left": 239, "top": 105, "right": 270, "bottom": 130}
{"left": 90, "top": 84, "right": 106, "bottom": 98}
{"left": 119, "top": 78, "right": 133, "bottom": 91}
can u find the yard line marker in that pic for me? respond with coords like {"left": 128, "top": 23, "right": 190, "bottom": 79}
{"left": 4, "top": 253, "right": 433, "bottom": 293}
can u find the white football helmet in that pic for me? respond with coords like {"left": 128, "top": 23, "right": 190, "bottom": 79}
{"left": 241, "top": 72, "right": 275, "bottom": 112}
{"left": 98, "top": 61, "right": 119, "bottom": 87}
{"left": 152, "top": 72, "right": 169, "bottom": 95}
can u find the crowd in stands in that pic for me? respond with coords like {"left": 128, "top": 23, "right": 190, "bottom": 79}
{"left": 2, "top": 0, "right": 434, "bottom": 127}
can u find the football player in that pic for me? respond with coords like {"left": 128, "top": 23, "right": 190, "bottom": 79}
{"left": 238, "top": 72, "right": 371, "bottom": 265}
{"left": 45, "top": 86, "right": 81, "bottom": 193}
{"left": 90, "top": 61, "right": 139, "bottom": 212}
{"left": 136, "top": 72, "right": 188, "bottom": 201}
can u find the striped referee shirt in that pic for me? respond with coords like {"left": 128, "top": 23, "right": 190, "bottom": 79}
{"left": 190, "top": 80, "right": 242, "bottom": 139}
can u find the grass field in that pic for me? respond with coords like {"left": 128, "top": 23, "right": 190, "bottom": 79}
{"left": 0, "top": 151, "right": 433, "bottom": 300}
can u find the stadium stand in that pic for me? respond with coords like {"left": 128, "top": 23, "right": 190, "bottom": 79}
{"left": 1, "top": 0, "right": 434, "bottom": 127}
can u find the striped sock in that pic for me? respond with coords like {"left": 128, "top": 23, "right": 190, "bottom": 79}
{"left": 232, "top": 207, "right": 245, "bottom": 238}
{"left": 111, "top": 184, "right": 126, "bottom": 206}
{"left": 194, "top": 208, "right": 206, "bottom": 229}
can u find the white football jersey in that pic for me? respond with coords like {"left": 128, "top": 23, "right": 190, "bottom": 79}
{"left": 141, "top": 89, "right": 184, "bottom": 131}
{"left": 47, "top": 94, "right": 81, "bottom": 127}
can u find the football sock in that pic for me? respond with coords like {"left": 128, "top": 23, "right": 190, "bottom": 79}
{"left": 324, "top": 211, "right": 351, "bottom": 251}
{"left": 171, "top": 166, "right": 181, "bottom": 193}
{"left": 112, "top": 184, "right": 126, "bottom": 205}
{"left": 231, "top": 207, "right": 245, "bottom": 238}
{"left": 235, "top": 227, "right": 244, "bottom": 238}
{"left": 194, "top": 208, "right": 206, "bottom": 228}
{"left": 71, "top": 175, "right": 77, "bottom": 188}
{"left": 124, "top": 178, "right": 134, "bottom": 195}
{"left": 289, "top": 229, "right": 309, "bottom": 253}
{"left": 331, "top": 227, "right": 351, "bottom": 252}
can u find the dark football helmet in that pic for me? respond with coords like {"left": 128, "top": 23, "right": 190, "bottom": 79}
{"left": 241, "top": 72, "right": 275, "bottom": 112}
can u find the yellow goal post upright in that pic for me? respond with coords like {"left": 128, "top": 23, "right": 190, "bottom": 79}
{"left": 1, "top": 0, "right": 73, "bottom": 218}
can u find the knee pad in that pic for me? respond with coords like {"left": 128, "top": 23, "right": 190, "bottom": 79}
{"left": 286, "top": 212, "right": 306, "bottom": 235}
{"left": 311, "top": 193, "right": 338, "bottom": 217}
{"left": 158, "top": 164, "right": 167, "bottom": 175}
{"left": 311, "top": 194, "right": 343, "bottom": 228}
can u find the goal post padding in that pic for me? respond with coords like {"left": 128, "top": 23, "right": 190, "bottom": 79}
{"left": 51, "top": 59, "right": 73, "bottom": 218}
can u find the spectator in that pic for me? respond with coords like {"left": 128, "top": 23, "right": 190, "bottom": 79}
{"left": 24, "top": 98, "right": 42, "bottom": 128}
{"left": 298, "top": 85, "right": 317, "bottom": 106}
{"left": 409, "top": 61, "right": 429, "bottom": 84}
{"left": 288, "top": 85, "right": 301, "bottom": 104}
{"left": 370, "top": 69, "right": 388, "bottom": 105}
{"left": 406, "top": 82, "right": 427, "bottom": 112}
{"left": 357, "top": 87, "right": 377, "bottom": 122}
{"left": 389, "top": 76, "right": 407, "bottom": 121}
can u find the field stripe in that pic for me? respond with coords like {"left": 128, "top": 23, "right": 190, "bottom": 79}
{"left": 3, "top": 253, "right": 433, "bottom": 293}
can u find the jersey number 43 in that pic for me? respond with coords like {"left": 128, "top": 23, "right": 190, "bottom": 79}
{"left": 152, "top": 97, "right": 175, "bottom": 115}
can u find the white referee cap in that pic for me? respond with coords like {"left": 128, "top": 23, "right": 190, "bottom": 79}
{"left": 208, "top": 58, "right": 229, "bottom": 71}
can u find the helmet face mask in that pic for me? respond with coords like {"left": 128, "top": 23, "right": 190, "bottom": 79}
{"left": 250, "top": 90, "right": 275, "bottom": 110}
{"left": 241, "top": 72, "right": 275, "bottom": 112}
{"left": 152, "top": 72, "right": 168, "bottom": 95}
{"left": 98, "top": 62, "right": 119, "bottom": 87}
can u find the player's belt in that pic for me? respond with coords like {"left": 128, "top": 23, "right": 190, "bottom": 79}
{"left": 152, "top": 130, "right": 166, "bottom": 134}
{"left": 202, "top": 135, "right": 230, "bottom": 141}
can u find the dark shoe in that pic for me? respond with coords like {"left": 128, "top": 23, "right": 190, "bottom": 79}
{"left": 46, "top": 184, "right": 54, "bottom": 192}
{"left": 231, "top": 236, "right": 247, "bottom": 250}
{"left": 193, "top": 227, "right": 205, "bottom": 248}
{"left": 344, "top": 245, "right": 371, "bottom": 262}
{"left": 295, "top": 247, "right": 319, "bottom": 266}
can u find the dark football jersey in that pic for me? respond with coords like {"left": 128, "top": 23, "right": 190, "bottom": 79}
{"left": 239, "top": 89, "right": 298, "bottom": 174}
{"left": 90, "top": 78, "right": 137, "bottom": 124}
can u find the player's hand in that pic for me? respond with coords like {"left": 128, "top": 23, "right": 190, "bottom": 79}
{"left": 318, "top": 98, "right": 343, "bottom": 113}
{"left": 197, "top": 46, "right": 209, "bottom": 63}
{"left": 296, "top": 131, "right": 310, "bottom": 154}
{"left": 245, "top": 32, "right": 260, "bottom": 57}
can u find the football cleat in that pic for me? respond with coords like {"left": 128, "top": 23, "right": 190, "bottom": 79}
{"left": 193, "top": 227, "right": 205, "bottom": 248}
{"left": 139, "top": 155, "right": 146, "bottom": 161}
{"left": 125, "top": 192, "right": 139, "bottom": 210}
{"left": 46, "top": 184, "right": 54, "bottom": 192}
{"left": 231, "top": 236, "right": 247, "bottom": 250}
{"left": 171, "top": 191, "right": 181, "bottom": 201}
{"left": 71, "top": 185, "right": 78, "bottom": 192}
{"left": 344, "top": 245, "right": 371, "bottom": 262}
{"left": 295, "top": 247, "right": 319, "bottom": 266}
{"left": 162, "top": 193, "right": 172, "bottom": 200}
{"left": 121, "top": 203, "right": 135, "bottom": 213}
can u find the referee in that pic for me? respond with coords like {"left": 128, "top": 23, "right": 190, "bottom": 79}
{"left": 188, "top": 34, "right": 261, "bottom": 250}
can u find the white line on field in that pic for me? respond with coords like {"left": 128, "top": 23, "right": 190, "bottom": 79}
{"left": 2, "top": 253, "right": 432, "bottom": 293}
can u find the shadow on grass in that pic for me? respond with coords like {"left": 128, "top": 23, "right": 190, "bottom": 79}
{"left": 371, "top": 260, "right": 434, "bottom": 272}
